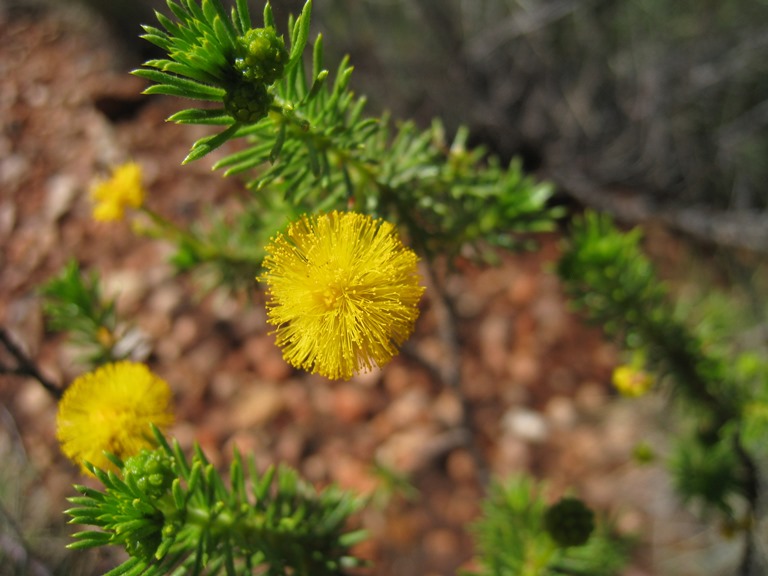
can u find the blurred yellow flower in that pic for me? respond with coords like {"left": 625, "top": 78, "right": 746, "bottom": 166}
{"left": 260, "top": 211, "right": 425, "bottom": 380}
{"left": 612, "top": 364, "right": 654, "bottom": 397}
{"left": 56, "top": 361, "right": 173, "bottom": 474}
{"left": 90, "top": 162, "right": 145, "bottom": 222}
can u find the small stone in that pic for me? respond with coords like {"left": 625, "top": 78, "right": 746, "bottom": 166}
{"left": 171, "top": 314, "right": 199, "bottom": 352}
{"left": 507, "top": 272, "right": 538, "bottom": 306}
{"left": 507, "top": 351, "right": 540, "bottom": 387}
{"left": 479, "top": 315, "right": 509, "bottom": 375}
{"left": 575, "top": 382, "right": 608, "bottom": 413}
{"left": 231, "top": 382, "right": 284, "bottom": 429}
{"left": 382, "top": 362, "right": 412, "bottom": 395}
{"left": 102, "top": 269, "right": 149, "bottom": 313}
{"left": 4, "top": 297, "right": 44, "bottom": 357}
{"left": 385, "top": 388, "right": 430, "bottom": 428}
{"left": 545, "top": 396, "right": 578, "bottom": 429}
{"left": 244, "top": 335, "right": 293, "bottom": 381}
{"left": 209, "top": 371, "right": 241, "bottom": 402}
{"left": 446, "top": 448, "right": 476, "bottom": 483}
{"left": 44, "top": 174, "right": 78, "bottom": 222}
{"left": 0, "top": 201, "right": 16, "bottom": 242}
{"left": 350, "top": 367, "right": 380, "bottom": 387}
{"left": 331, "top": 383, "right": 371, "bottom": 424}
{"left": 376, "top": 424, "right": 438, "bottom": 473}
{"left": 0, "top": 154, "right": 28, "bottom": 189}
{"left": 532, "top": 276, "right": 567, "bottom": 344}
{"left": 432, "top": 389, "right": 463, "bottom": 427}
{"left": 502, "top": 407, "right": 549, "bottom": 443}
{"left": 274, "top": 426, "right": 306, "bottom": 465}
{"left": 329, "top": 456, "right": 379, "bottom": 495}
{"left": 15, "top": 378, "right": 55, "bottom": 418}
{"left": 424, "top": 528, "right": 461, "bottom": 563}
{"left": 147, "top": 282, "right": 184, "bottom": 316}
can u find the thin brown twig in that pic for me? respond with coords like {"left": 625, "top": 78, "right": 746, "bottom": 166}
{"left": 0, "top": 327, "right": 62, "bottom": 400}
{"left": 414, "top": 258, "right": 492, "bottom": 489}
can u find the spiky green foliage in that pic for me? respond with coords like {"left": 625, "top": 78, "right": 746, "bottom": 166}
{"left": 65, "top": 430, "right": 366, "bottom": 576}
{"left": 135, "top": 0, "right": 310, "bottom": 163}
{"left": 39, "top": 260, "right": 121, "bottom": 365}
{"left": 669, "top": 436, "right": 745, "bottom": 515}
{"left": 557, "top": 211, "right": 767, "bottom": 519}
{"left": 557, "top": 212, "right": 737, "bottom": 420}
{"left": 135, "top": 0, "right": 557, "bottom": 265}
{"left": 466, "top": 477, "right": 628, "bottom": 576}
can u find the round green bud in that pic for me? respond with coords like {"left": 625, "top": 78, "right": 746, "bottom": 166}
{"left": 224, "top": 81, "right": 272, "bottom": 124}
{"left": 235, "top": 27, "right": 289, "bottom": 85}
{"left": 124, "top": 448, "right": 175, "bottom": 500}
{"left": 543, "top": 496, "right": 595, "bottom": 547}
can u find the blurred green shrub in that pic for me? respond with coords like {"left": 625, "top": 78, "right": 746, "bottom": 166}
{"left": 558, "top": 211, "right": 768, "bottom": 573}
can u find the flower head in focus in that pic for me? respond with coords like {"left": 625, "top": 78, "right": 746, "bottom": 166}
{"left": 90, "top": 162, "right": 146, "bottom": 222}
{"left": 612, "top": 363, "right": 654, "bottom": 397}
{"left": 260, "top": 211, "right": 425, "bottom": 380}
{"left": 57, "top": 361, "right": 173, "bottom": 473}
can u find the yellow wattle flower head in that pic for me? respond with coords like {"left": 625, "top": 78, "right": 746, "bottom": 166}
{"left": 90, "top": 162, "right": 146, "bottom": 222}
{"left": 611, "top": 364, "right": 654, "bottom": 397}
{"left": 56, "top": 361, "right": 174, "bottom": 474}
{"left": 260, "top": 211, "right": 425, "bottom": 380}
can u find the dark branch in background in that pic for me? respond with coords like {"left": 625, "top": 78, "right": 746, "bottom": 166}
{"left": 552, "top": 168, "right": 768, "bottom": 255}
{"left": 0, "top": 327, "right": 62, "bottom": 400}
{"left": 403, "top": 259, "right": 491, "bottom": 489}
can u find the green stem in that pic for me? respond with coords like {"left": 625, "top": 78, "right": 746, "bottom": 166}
{"left": 139, "top": 207, "right": 262, "bottom": 270}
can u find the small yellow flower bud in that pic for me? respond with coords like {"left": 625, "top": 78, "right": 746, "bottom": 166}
{"left": 612, "top": 364, "right": 654, "bottom": 397}
{"left": 90, "top": 162, "right": 146, "bottom": 222}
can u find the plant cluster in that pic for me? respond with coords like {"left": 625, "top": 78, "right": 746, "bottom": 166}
{"left": 134, "top": 0, "right": 556, "bottom": 269}
{"left": 44, "top": 0, "right": 616, "bottom": 572}
{"left": 39, "top": 260, "right": 122, "bottom": 365}
{"left": 2, "top": 0, "right": 764, "bottom": 574}
{"left": 558, "top": 212, "right": 768, "bottom": 573}
{"left": 468, "top": 478, "right": 628, "bottom": 576}
{"left": 67, "top": 429, "right": 365, "bottom": 576}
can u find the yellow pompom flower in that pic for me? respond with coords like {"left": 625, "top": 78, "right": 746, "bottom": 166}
{"left": 612, "top": 364, "right": 654, "bottom": 398}
{"left": 56, "top": 361, "right": 174, "bottom": 473}
{"left": 260, "top": 211, "right": 425, "bottom": 380}
{"left": 90, "top": 162, "right": 146, "bottom": 222}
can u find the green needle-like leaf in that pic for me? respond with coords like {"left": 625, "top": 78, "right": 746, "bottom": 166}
{"left": 169, "top": 108, "right": 233, "bottom": 125}
{"left": 184, "top": 124, "right": 241, "bottom": 163}
{"left": 134, "top": 69, "right": 226, "bottom": 100}
{"left": 286, "top": 0, "right": 312, "bottom": 72}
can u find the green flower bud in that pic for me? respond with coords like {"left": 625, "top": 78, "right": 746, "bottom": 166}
{"left": 543, "top": 497, "right": 595, "bottom": 547}
{"left": 224, "top": 81, "right": 272, "bottom": 124}
{"left": 124, "top": 448, "right": 175, "bottom": 500}
{"left": 235, "top": 27, "right": 289, "bottom": 85}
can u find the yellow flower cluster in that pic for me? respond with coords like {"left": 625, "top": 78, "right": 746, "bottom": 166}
{"left": 56, "top": 361, "right": 174, "bottom": 473}
{"left": 90, "top": 162, "right": 146, "bottom": 222}
{"left": 260, "top": 211, "right": 425, "bottom": 380}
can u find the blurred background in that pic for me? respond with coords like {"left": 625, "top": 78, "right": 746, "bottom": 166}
{"left": 26, "top": 0, "right": 768, "bottom": 252}
{"left": 1, "top": 0, "right": 767, "bottom": 574}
